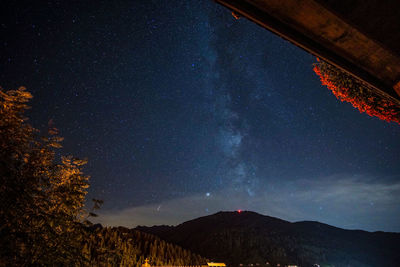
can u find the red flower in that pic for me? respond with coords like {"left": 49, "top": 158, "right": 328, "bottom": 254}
{"left": 313, "top": 61, "right": 400, "bottom": 124}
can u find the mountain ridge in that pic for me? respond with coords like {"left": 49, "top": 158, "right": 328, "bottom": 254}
{"left": 136, "top": 211, "right": 400, "bottom": 267}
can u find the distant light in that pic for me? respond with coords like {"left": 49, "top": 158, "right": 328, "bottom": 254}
{"left": 237, "top": 209, "right": 242, "bottom": 213}
{"left": 206, "top": 192, "right": 210, "bottom": 197}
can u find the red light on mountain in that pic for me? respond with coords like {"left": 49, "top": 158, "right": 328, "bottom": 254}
{"left": 237, "top": 209, "right": 242, "bottom": 213}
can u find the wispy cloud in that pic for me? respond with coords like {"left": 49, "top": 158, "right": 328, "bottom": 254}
{"left": 95, "top": 174, "right": 400, "bottom": 232}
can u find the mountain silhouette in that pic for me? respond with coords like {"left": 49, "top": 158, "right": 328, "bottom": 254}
{"left": 136, "top": 211, "right": 400, "bottom": 267}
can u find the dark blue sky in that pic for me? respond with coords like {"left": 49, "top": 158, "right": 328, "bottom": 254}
{"left": 1, "top": 0, "right": 400, "bottom": 232}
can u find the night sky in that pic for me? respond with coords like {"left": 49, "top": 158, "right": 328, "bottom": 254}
{"left": 2, "top": 1, "right": 400, "bottom": 232}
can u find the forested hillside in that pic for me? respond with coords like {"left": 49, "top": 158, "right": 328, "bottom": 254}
{"left": 84, "top": 225, "right": 207, "bottom": 266}
{"left": 137, "top": 211, "right": 400, "bottom": 267}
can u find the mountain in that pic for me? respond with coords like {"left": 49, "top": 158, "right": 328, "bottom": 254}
{"left": 136, "top": 211, "right": 400, "bottom": 267}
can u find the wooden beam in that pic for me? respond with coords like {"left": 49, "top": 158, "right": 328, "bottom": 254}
{"left": 215, "top": 0, "right": 400, "bottom": 104}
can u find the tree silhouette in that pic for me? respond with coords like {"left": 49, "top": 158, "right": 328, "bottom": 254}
{"left": 0, "top": 87, "right": 206, "bottom": 266}
{"left": 0, "top": 87, "right": 90, "bottom": 265}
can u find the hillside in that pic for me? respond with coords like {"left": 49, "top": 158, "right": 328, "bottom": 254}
{"left": 136, "top": 211, "right": 400, "bottom": 267}
{"left": 84, "top": 225, "right": 207, "bottom": 266}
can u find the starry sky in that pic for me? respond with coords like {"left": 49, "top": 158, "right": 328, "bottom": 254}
{"left": 1, "top": 0, "right": 400, "bottom": 232}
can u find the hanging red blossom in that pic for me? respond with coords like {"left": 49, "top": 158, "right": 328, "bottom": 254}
{"left": 313, "top": 59, "right": 400, "bottom": 124}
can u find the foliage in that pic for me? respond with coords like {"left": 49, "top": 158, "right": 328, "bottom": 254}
{"left": 83, "top": 226, "right": 207, "bottom": 266}
{"left": 0, "top": 86, "right": 207, "bottom": 266}
{"left": 313, "top": 59, "right": 400, "bottom": 124}
{"left": 0, "top": 87, "right": 90, "bottom": 266}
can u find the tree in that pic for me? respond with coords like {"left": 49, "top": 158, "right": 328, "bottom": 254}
{"left": 0, "top": 87, "right": 90, "bottom": 265}
{"left": 0, "top": 86, "right": 206, "bottom": 266}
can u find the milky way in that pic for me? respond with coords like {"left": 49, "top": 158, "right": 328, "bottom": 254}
{"left": 1, "top": 0, "right": 400, "bottom": 231}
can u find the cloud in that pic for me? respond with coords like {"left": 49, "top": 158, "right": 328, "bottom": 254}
{"left": 95, "top": 174, "right": 400, "bottom": 232}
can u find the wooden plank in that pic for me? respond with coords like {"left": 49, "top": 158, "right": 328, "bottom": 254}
{"left": 215, "top": 0, "right": 400, "bottom": 103}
